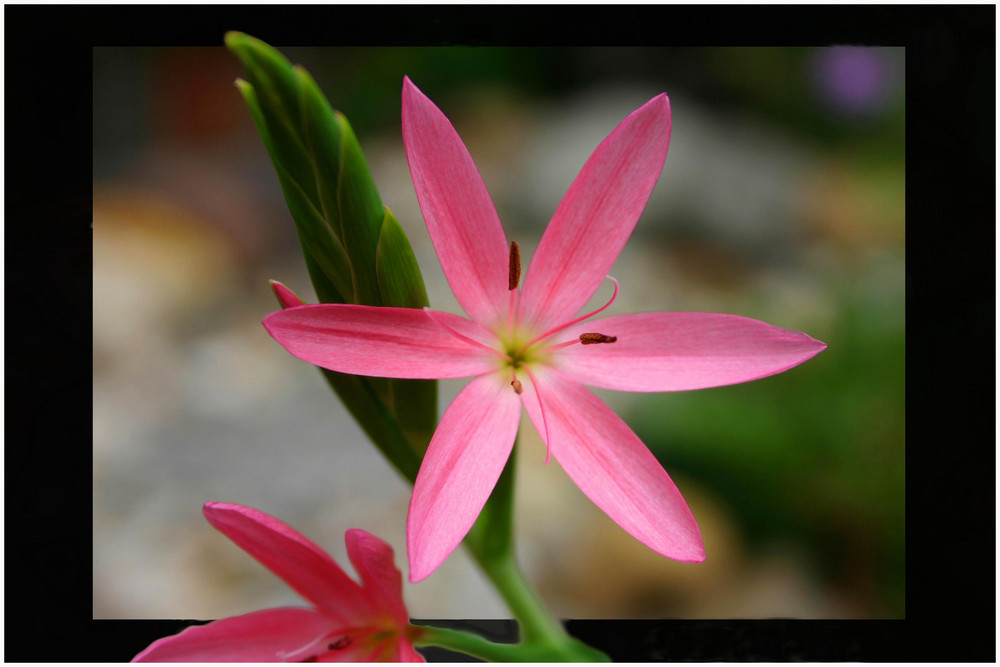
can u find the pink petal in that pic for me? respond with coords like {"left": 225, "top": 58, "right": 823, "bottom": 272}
{"left": 203, "top": 503, "right": 373, "bottom": 624}
{"left": 406, "top": 373, "right": 522, "bottom": 582}
{"left": 317, "top": 634, "right": 423, "bottom": 663}
{"left": 263, "top": 304, "right": 499, "bottom": 379}
{"left": 519, "top": 369, "right": 704, "bottom": 562}
{"left": 392, "top": 641, "right": 427, "bottom": 662}
{"left": 270, "top": 279, "right": 306, "bottom": 308}
{"left": 344, "top": 529, "right": 409, "bottom": 628}
{"left": 519, "top": 94, "right": 672, "bottom": 333}
{"left": 132, "top": 607, "right": 336, "bottom": 662}
{"left": 314, "top": 637, "right": 397, "bottom": 663}
{"left": 555, "top": 312, "right": 827, "bottom": 392}
{"left": 402, "top": 77, "right": 510, "bottom": 328}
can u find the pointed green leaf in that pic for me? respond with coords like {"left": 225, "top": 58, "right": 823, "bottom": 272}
{"left": 295, "top": 66, "right": 345, "bottom": 241}
{"left": 225, "top": 33, "right": 301, "bottom": 117}
{"left": 236, "top": 78, "right": 352, "bottom": 301}
{"left": 275, "top": 165, "right": 355, "bottom": 302}
{"left": 302, "top": 248, "right": 344, "bottom": 305}
{"left": 318, "top": 369, "right": 422, "bottom": 484}
{"left": 376, "top": 207, "right": 436, "bottom": 448}
{"left": 227, "top": 34, "right": 315, "bottom": 196}
{"left": 376, "top": 207, "right": 430, "bottom": 309}
{"left": 229, "top": 34, "right": 440, "bottom": 479}
{"left": 334, "top": 112, "right": 385, "bottom": 307}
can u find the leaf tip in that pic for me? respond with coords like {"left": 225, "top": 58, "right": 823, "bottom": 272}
{"left": 223, "top": 30, "right": 247, "bottom": 51}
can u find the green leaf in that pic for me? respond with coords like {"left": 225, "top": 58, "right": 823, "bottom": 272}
{"left": 374, "top": 207, "right": 438, "bottom": 447}
{"left": 334, "top": 111, "right": 385, "bottom": 306}
{"left": 294, "top": 66, "right": 345, "bottom": 244}
{"left": 228, "top": 32, "right": 440, "bottom": 480}
{"left": 376, "top": 207, "right": 430, "bottom": 309}
{"left": 227, "top": 34, "right": 315, "bottom": 196}
{"left": 318, "top": 369, "right": 422, "bottom": 484}
{"left": 275, "top": 165, "right": 355, "bottom": 302}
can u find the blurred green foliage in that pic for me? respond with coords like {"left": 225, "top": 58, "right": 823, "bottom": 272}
{"left": 633, "top": 273, "right": 904, "bottom": 616}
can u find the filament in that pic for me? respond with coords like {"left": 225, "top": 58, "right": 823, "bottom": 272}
{"left": 522, "top": 366, "right": 552, "bottom": 464}
{"left": 522, "top": 276, "right": 620, "bottom": 351}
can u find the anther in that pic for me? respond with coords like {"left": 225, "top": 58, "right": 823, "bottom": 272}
{"left": 579, "top": 332, "right": 617, "bottom": 345}
{"left": 508, "top": 241, "right": 521, "bottom": 290}
{"left": 328, "top": 638, "right": 352, "bottom": 651}
{"left": 511, "top": 379, "right": 523, "bottom": 394}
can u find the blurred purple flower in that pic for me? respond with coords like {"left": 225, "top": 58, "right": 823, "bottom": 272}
{"left": 811, "top": 47, "right": 901, "bottom": 117}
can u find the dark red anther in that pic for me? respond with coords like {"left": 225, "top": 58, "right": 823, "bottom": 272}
{"left": 579, "top": 332, "right": 617, "bottom": 345}
{"left": 508, "top": 241, "right": 521, "bottom": 291}
{"left": 511, "top": 379, "right": 523, "bottom": 394}
{"left": 328, "top": 637, "right": 352, "bottom": 651}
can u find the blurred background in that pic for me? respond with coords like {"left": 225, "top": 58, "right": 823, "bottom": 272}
{"left": 93, "top": 46, "right": 904, "bottom": 621}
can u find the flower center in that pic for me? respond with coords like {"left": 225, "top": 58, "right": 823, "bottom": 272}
{"left": 496, "top": 241, "right": 620, "bottom": 389}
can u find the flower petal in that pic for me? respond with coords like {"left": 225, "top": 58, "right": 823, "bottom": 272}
{"left": 263, "top": 304, "right": 498, "bottom": 379}
{"left": 402, "top": 77, "right": 510, "bottom": 328}
{"left": 203, "top": 503, "right": 373, "bottom": 624}
{"left": 393, "top": 641, "right": 427, "bottom": 662}
{"left": 555, "top": 312, "right": 827, "bottom": 392}
{"left": 406, "top": 373, "right": 522, "bottom": 582}
{"left": 132, "top": 607, "right": 336, "bottom": 662}
{"left": 345, "top": 529, "right": 409, "bottom": 628}
{"left": 270, "top": 279, "right": 306, "bottom": 308}
{"left": 520, "top": 369, "right": 704, "bottom": 562}
{"left": 519, "top": 94, "right": 672, "bottom": 333}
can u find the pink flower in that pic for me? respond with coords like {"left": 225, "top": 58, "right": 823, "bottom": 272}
{"left": 264, "top": 78, "right": 826, "bottom": 582}
{"left": 133, "top": 503, "right": 423, "bottom": 662}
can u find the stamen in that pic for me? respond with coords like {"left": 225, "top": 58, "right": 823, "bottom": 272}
{"left": 511, "top": 379, "right": 523, "bottom": 394}
{"left": 521, "top": 366, "right": 552, "bottom": 464}
{"left": 507, "top": 285, "right": 517, "bottom": 335}
{"left": 579, "top": 333, "right": 617, "bottom": 345}
{"left": 524, "top": 276, "right": 620, "bottom": 350}
{"left": 328, "top": 638, "right": 352, "bottom": 651}
{"left": 508, "top": 241, "right": 521, "bottom": 291}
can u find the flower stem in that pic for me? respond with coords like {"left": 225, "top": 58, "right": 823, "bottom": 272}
{"left": 459, "top": 440, "right": 608, "bottom": 661}
{"left": 463, "top": 441, "right": 562, "bottom": 642}
{"left": 412, "top": 624, "right": 610, "bottom": 663}
{"left": 474, "top": 548, "right": 567, "bottom": 644}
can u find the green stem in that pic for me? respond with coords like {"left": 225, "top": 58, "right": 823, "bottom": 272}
{"left": 456, "top": 441, "right": 608, "bottom": 661}
{"left": 474, "top": 548, "right": 567, "bottom": 643}
{"left": 412, "top": 625, "right": 610, "bottom": 663}
{"left": 462, "top": 441, "right": 564, "bottom": 643}
{"left": 411, "top": 625, "right": 535, "bottom": 662}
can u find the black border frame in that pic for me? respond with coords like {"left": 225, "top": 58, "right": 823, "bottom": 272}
{"left": 5, "top": 4, "right": 995, "bottom": 662}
